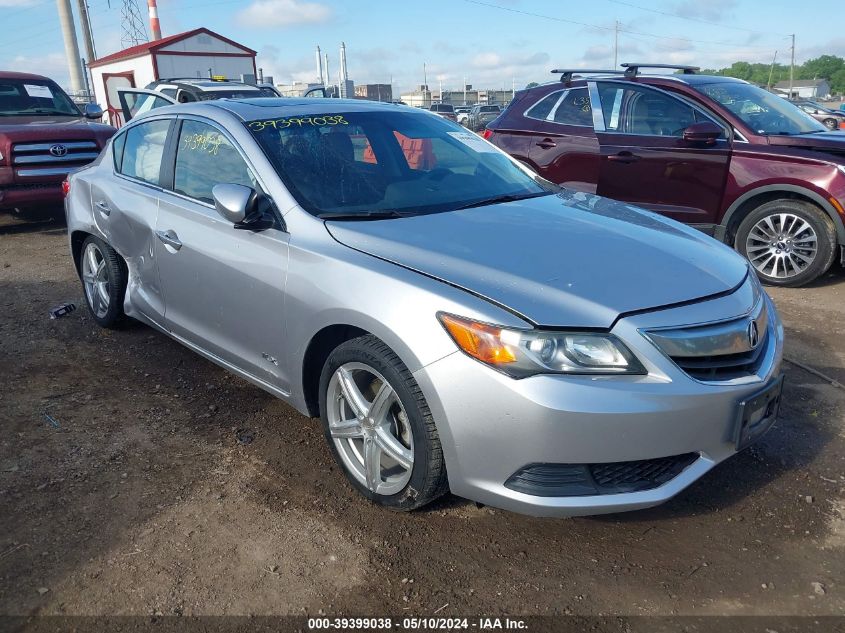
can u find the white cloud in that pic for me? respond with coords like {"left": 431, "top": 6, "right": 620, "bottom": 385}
{"left": 237, "top": 0, "right": 331, "bottom": 29}
{"left": 0, "top": 0, "right": 40, "bottom": 6}
{"left": 671, "top": 0, "right": 738, "bottom": 22}
{"left": 472, "top": 52, "right": 502, "bottom": 69}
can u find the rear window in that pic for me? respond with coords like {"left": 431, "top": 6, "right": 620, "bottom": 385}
{"left": 116, "top": 119, "right": 170, "bottom": 185}
{"left": 430, "top": 104, "right": 454, "bottom": 113}
{"left": 481, "top": 106, "right": 500, "bottom": 113}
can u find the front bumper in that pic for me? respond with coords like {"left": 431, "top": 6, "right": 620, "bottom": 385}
{"left": 414, "top": 287, "right": 784, "bottom": 517}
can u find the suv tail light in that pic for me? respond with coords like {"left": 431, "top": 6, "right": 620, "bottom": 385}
{"left": 61, "top": 180, "right": 70, "bottom": 197}
{"left": 482, "top": 128, "right": 493, "bottom": 140}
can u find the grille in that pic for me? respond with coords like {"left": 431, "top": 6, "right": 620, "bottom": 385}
{"left": 671, "top": 332, "right": 769, "bottom": 381}
{"left": 504, "top": 453, "right": 699, "bottom": 497}
{"left": 12, "top": 140, "right": 99, "bottom": 178}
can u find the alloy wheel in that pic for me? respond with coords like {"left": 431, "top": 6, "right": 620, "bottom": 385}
{"left": 326, "top": 362, "right": 414, "bottom": 496}
{"left": 745, "top": 212, "right": 818, "bottom": 280}
{"left": 81, "top": 242, "right": 111, "bottom": 318}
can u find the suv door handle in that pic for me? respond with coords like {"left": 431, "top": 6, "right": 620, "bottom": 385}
{"left": 155, "top": 229, "right": 182, "bottom": 251}
{"left": 607, "top": 151, "right": 641, "bottom": 164}
{"left": 536, "top": 138, "right": 557, "bottom": 149}
{"left": 95, "top": 201, "right": 111, "bottom": 216}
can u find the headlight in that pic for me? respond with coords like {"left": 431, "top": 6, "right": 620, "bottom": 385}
{"left": 438, "top": 313, "right": 646, "bottom": 378}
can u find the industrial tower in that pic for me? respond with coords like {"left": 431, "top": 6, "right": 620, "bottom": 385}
{"left": 120, "top": 0, "right": 149, "bottom": 48}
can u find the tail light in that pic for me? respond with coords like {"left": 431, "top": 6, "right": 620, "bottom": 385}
{"left": 482, "top": 128, "right": 493, "bottom": 140}
{"left": 61, "top": 180, "right": 70, "bottom": 197}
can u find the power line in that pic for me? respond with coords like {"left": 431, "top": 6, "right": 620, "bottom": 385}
{"left": 461, "top": 0, "right": 778, "bottom": 50}
{"left": 605, "top": 0, "right": 789, "bottom": 37}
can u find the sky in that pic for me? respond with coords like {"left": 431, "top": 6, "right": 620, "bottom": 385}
{"left": 2, "top": 0, "right": 843, "bottom": 96}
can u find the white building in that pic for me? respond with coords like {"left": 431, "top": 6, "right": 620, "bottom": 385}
{"left": 773, "top": 79, "right": 832, "bottom": 99}
{"left": 89, "top": 28, "right": 257, "bottom": 125}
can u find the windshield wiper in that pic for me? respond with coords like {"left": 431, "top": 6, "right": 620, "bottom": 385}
{"left": 319, "top": 210, "right": 411, "bottom": 221}
{"left": 454, "top": 191, "right": 551, "bottom": 211}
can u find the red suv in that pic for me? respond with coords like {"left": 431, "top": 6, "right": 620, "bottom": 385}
{"left": 486, "top": 63, "right": 845, "bottom": 287}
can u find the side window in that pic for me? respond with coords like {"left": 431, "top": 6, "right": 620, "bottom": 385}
{"left": 112, "top": 131, "right": 127, "bottom": 172}
{"left": 597, "top": 83, "right": 700, "bottom": 137}
{"left": 118, "top": 119, "right": 170, "bottom": 185}
{"left": 551, "top": 88, "right": 592, "bottom": 126}
{"left": 174, "top": 119, "right": 257, "bottom": 204}
{"left": 118, "top": 91, "right": 173, "bottom": 120}
{"left": 525, "top": 91, "right": 561, "bottom": 121}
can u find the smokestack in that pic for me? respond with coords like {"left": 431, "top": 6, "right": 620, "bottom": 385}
{"left": 56, "top": 0, "right": 85, "bottom": 94}
{"left": 324, "top": 53, "right": 330, "bottom": 94}
{"left": 339, "top": 41, "right": 348, "bottom": 82}
{"left": 316, "top": 45, "right": 324, "bottom": 85}
{"left": 258, "top": 67, "right": 264, "bottom": 83}
{"left": 147, "top": 0, "right": 161, "bottom": 40}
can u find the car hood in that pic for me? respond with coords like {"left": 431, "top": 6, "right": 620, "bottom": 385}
{"left": 0, "top": 116, "right": 114, "bottom": 141}
{"left": 767, "top": 131, "right": 845, "bottom": 153}
{"left": 325, "top": 191, "right": 748, "bottom": 328}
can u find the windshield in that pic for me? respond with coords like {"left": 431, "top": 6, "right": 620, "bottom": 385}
{"left": 246, "top": 110, "right": 552, "bottom": 217}
{"left": 695, "top": 82, "right": 825, "bottom": 135}
{"left": 0, "top": 79, "right": 79, "bottom": 116}
{"left": 196, "top": 89, "right": 261, "bottom": 101}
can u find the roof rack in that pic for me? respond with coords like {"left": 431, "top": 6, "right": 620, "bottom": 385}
{"left": 550, "top": 69, "right": 623, "bottom": 83}
{"left": 621, "top": 63, "right": 699, "bottom": 77}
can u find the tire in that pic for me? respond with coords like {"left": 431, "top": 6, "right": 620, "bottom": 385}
{"left": 79, "top": 235, "right": 127, "bottom": 328}
{"left": 318, "top": 334, "right": 448, "bottom": 511}
{"left": 823, "top": 118, "right": 839, "bottom": 130}
{"left": 735, "top": 199, "right": 837, "bottom": 287}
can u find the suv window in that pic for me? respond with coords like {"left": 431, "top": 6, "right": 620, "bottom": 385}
{"left": 597, "top": 83, "right": 704, "bottom": 136}
{"left": 526, "top": 88, "right": 592, "bottom": 126}
{"left": 173, "top": 119, "right": 258, "bottom": 204}
{"left": 430, "top": 104, "right": 454, "bottom": 113}
{"left": 117, "top": 119, "right": 170, "bottom": 185}
{"left": 480, "top": 106, "right": 500, "bottom": 113}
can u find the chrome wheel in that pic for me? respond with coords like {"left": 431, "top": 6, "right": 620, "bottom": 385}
{"left": 81, "top": 242, "right": 111, "bottom": 318}
{"left": 745, "top": 212, "right": 818, "bottom": 280}
{"left": 326, "top": 362, "right": 414, "bottom": 496}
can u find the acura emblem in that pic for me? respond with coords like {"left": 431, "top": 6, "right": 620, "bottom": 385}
{"left": 49, "top": 144, "right": 67, "bottom": 157}
{"left": 747, "top": 320, "right": 760, "bottom": 349}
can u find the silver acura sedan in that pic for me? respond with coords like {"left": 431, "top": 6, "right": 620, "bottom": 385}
{"left": 64, "top": 98, "right": 784, "bottom": 517}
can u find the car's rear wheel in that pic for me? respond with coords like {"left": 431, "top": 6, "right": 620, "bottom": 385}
{"left": 79, "top": 235, "right": 127, "bottom": 328}
{"left": 735, "top": 199, "right": 837, "bottom": 287}
{"left": 318, "top": 335, "right": 448, "bottom": 511}
{"left": 823, "top": 117, "right": 839, "bottom": 130}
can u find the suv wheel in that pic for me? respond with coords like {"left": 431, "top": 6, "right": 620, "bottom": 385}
{"left": 318, "top": 335, "right": 448, "bottom": 511}
{"left": 735, "top": 199, "right": 837, "bottom": 287}
{"left": 79, "top": 235, "right": 127, "bottom": 328}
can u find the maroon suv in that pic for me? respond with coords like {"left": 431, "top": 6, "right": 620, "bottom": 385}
{"left": 0, "top": 71, "right": 115, "bottom": 216}
{"left": 486, "top": 63, "right": 845, "bottom": 287}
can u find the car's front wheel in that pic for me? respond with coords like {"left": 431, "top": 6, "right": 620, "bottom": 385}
{"left": 735, "top": 199, "right": 837, "bottom": 287}
{"left": 79, "top": 235, "right": 127, "bottom": 328}
{"left": 318, "top": 335, "right": 448, "bottom": 511}
{"left": 823, "top": 117, "right": 839, "bottom": 130}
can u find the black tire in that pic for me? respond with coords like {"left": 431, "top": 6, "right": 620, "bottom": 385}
{"left": 823, "top": 118, "right": 839, "bottom": 130}
{"left": 78, "top": 235, "right": 127, "bottom": 328}
{"left": 318, "top": 334, "right": 448, "bottom": 511}
{"left": 735, "top": 199, "right": 837, "bottom": 287}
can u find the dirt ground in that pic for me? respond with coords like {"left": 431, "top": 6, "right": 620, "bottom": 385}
{"left": 1, "top": 215, "right": 844, "bottom": 621}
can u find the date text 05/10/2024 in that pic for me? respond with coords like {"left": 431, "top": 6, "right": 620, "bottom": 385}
{"left": 307, "top": 617, "right": 528, "bottom": 630}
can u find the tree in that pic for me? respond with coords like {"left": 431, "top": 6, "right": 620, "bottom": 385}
{"left": 525, "top": 82, "right": 539, "bottom": 89}
{"left": 800, "top": 55, "right": 845, "bottom": 82}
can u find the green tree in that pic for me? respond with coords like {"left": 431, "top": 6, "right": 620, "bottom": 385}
{"left": 525, "top": 82, "right": 539, "bottom": 89}
{"left": 800, "top": 55, "right": 845, "bottom": 81}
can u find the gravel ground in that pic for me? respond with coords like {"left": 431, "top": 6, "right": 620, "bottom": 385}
{"left": 1, "top": 217, "right": 844, "bottom": 620}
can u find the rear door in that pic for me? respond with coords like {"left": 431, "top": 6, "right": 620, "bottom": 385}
{"left": 592, "top": 81, "right": 731, "bottom": 226}
{"left": 525, "top": 86, "right": 602, "bottom": 193}
{"left": 117, "top": 88, "right": 176, "bottom": 123}
{"left": 154, "top": 116, "right": 292, "bottom": 391}
{"left": 90, "top": 117, "right": 173, "bottom": 323}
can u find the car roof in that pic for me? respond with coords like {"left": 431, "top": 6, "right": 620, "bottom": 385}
{"left": 535, "top": 72, "right": 750, "bottom": 89}
{"left": 204, "top": 97, "right": 418, "bottom": 120}
{"left": 0, "top": 71, "right": 54, "bottom": 81}
{"left": 154, "top": 79, "right": 261, "bottom": 91}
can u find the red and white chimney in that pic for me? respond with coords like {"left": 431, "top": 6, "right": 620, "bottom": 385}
{"left": 148, "top": 0, "right": 162, "bottom": 40}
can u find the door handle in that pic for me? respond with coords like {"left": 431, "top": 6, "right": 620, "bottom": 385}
{"left": 536, "top": 138, "right": 557, "bottom": 149}
{"left": 155, "top": 229, "right": 182, "bottom": 251}
{"left": 607, "top": 151, "right": 641, "bottom": 164}
{"left": 95, "top": 201, "right": 111, "bottom": 216}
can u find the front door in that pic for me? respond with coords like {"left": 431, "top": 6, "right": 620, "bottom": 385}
{"left": 593, "top": 81, "right": 731, "bottom": 226}
{"left": 116, "top": 88, "right": 176, "bottom": 124}
{"left": 154, "top": 117, "right": 292, "bottom": 391}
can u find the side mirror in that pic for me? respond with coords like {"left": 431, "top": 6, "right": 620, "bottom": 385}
{"left": 682, "top": 121, "right": 722, "bottom": 146}
{"left": 83, "top": 103, "right": 104, "bottom": 120}
{"left": 212, "top": 183, "right": 274, "bottom": 230}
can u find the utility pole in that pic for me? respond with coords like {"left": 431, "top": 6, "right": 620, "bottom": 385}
{"left": 56, "top": 0, "right": 85, "bottom": 95}
{"left": 463, "top": 76, "right": 467, "bottom": 105}
{"left": 767, "top": 50, "right": 778, "bottom": 91}
{"left": 614, "top": 20, "right": 619, "bottom": 68}
{"left": 789, "top": 34, "right": 795, "bottom": 99}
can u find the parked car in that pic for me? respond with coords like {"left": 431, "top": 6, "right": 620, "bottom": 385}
{"left": 486, "top": 63, "right": 845, "bottom": 287}
{"left": 65, "top": 98, "right": 783, "bottom": 517}
{"left": 466, "top": 104, "right": 502, "bottom": 131}
{"left": 455, "top": 106, "right": 472, "bottom": 125}
{"left": 115, "top": 78, "right": 326, "bottom": 124}
{"left": 429, "top": 103, "right": 457, "bottom": 122}
{"left": 0, "top": 71, "right": 114, "bottom": 215}
{"left": 791, "top": 100, "right": 845, "bottom": 130}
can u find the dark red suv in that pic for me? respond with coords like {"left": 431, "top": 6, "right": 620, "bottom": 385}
{"left": 486, "top": 63, "right": 845, "bottom": 287}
